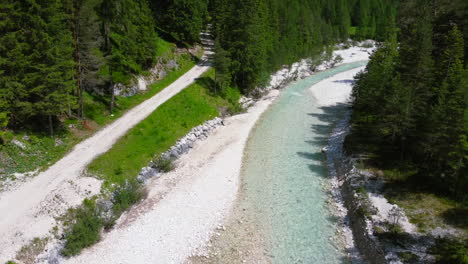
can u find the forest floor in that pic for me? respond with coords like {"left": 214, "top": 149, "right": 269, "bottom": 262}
{"left": 0, "top": 43, "right": 213, "bottom": 262}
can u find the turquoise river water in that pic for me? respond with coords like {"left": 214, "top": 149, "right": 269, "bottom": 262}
{"left": 241, "top": 62, "right": 367, "bottom": 264}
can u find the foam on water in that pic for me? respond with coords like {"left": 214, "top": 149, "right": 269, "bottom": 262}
{"left": 241, "top": 62, "right": 367, "bottom": 264}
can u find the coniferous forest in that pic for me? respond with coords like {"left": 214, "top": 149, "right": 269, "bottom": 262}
{"left": 349, "top": 0, "right": 468, "bottom": 201}
{"left": 0, "top": 0, "right": 395, "bottom": 134}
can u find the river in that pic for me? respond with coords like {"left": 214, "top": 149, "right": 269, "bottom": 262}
{"left": 239, "top": 62, "right": 366, "bottom": 264}
{"left": 189, "top": 62, "right": 367, "bottom": 264}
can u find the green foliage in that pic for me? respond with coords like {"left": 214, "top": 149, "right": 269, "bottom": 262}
{"left": 211, "top": 0, "right": 396, "bottom": 94}
{"left": 431, "top": 238, "right": 468, "bottom": 264}
{"left": 62, "top": 199, "right": 103, "bottom": 257}
{"left": 0, "top": 0, "right": 77, "bottom": 132}
{"left": 397, "top": 251, "right": 419, "bottom": 263}
{"left": 349, "top": 0, "right": 468, "bottom": 200}
{"left": 151, "top": 0, "right": 208, "bottom": 45}
{"left": 112, "top": 180, "right": 144, "bottom": 215}
{"left": 16, "top": 237, "right": 49, "bottom": 264}
{"left": 104, "top": 180, "right": 145, "bottom": 229}
{"left": 0, "top": 52, "right": 195, "bottom": 178}
{"left": 0, "top": 112, "right": 8, "bottom": 144}
{"left": 0, "top": 134, "right": 74, "bottom": 175}
{"left": 153, "top": 156, "right": 175, "bottom": 173}
{"left": 221, "top": 86, "right": 242, "bottom": 114}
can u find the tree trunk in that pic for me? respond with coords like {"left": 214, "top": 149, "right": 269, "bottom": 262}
{"left": 78, "top": 62, "right": 84, "bottom": 118}
{"left": 73, "top": 2, "right": 84, "bottom": 119}
{"left": 49, "top": 115, "right": 54, "bottom": 137}
{"left": 109, "top": 69, "right": 114, "bottom": 114}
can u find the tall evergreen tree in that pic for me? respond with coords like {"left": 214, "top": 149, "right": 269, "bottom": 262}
{"left": 0, "top": 0, "right": 76, "bottom": 134}
{"left": 151, "top": 0, "right": 208, "bottom": 45}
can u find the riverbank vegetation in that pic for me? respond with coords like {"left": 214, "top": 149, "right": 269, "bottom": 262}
{"left": 347, "top": 0, "right": 467, "bottom": 262}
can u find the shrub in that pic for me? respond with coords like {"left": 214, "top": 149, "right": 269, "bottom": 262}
{"left": 332, "top": 55, "right": 344, "bottom": 66}
{"left": 104, "top": 180, "right": 146, "bottom": 229}
{"left": 153, "top": 156, "right": 175, "bottom": 172}
{"left": 61, "top": 199, "right": 104, "bottom": 257}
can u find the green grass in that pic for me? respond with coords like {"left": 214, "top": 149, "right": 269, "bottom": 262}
{"left": 0, "top": 133, "right": 79, "bottom": 175}
{"left": 88, "top": 69, "right": 239, "bottom": 187}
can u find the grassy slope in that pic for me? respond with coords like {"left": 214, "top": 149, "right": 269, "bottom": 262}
{"left": 88, "top": 69, "right": 239, "bottom": 187}
{"left": 0, "top": 42, "right": 196, "bottom": 177}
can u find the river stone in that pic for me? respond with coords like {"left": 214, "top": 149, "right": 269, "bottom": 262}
{"left": 170, "top": 149, "right": 180, "bottom": 158}
{"left": 138, "top": 166, "right": 159, "bottom": 183}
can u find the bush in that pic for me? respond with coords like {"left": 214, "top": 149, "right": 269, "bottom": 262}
{"left": 61, "top": 199, "right": 103, "bottom": 257}
{"left": 152, "top": 156, "right": 175, "bottom": 172}
{"left": 104, "top": 180, "right": 146, "bottom": 229}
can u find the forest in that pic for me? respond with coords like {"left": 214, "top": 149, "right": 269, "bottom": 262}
{"left": 0, "top": 0, "right": 395, "bottom": 136}
{"left": 349, "top": 0, "right": 468, "bottom": 200}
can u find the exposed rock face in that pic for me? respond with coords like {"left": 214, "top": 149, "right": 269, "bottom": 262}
{"left": 114, "top": 59, "right": 179, "bottom": 97}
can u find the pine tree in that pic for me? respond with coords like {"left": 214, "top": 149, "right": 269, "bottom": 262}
{"left": 430, "top": 26, "right": 466, "bottom": 190}
{"left": 151, "top": 0, "right": 208, "bottom": 45}
{"left": 213, "top": 40, "right": 231, "bottom": 93}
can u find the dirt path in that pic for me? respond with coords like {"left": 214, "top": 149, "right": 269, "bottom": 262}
{"left": 0, "top": 47, "right": 213, "bottom": 262}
